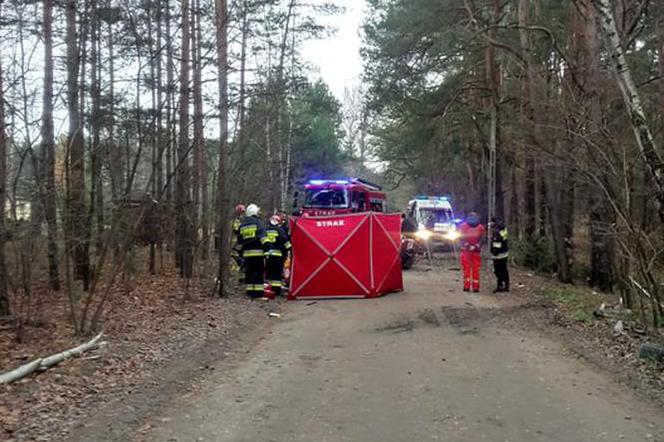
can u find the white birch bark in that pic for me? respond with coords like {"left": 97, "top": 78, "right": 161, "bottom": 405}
{"left": 592, "top": 0, "right": 664, "bottom": 222}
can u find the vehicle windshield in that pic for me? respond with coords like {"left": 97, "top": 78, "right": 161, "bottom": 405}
{"left": 419, "top": 208, "right": 452, "bottom": 228}
{"left": 304, "top": 188, "right": 348, "bottom": 208}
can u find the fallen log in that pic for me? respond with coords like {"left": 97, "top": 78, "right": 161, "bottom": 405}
{"left": 0, "top": 359, "right": 43, "bottom": 385}
{"left": 0, "top": 332, "right": 104, "bottom": 385}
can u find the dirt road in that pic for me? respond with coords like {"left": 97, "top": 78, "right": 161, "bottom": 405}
{"left": 142, "top": 264, "right": 664, "bottom": 442}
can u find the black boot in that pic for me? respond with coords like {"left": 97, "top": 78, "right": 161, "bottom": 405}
{"left": 493, "top": 284, "right": 502, "bottom": 294}
{"left": 503, "top": 281, "right": 509, "bottom": 292}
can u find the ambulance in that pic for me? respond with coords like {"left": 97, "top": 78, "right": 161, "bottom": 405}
{"left": 407, "top": 196, "right": 460, "bottom": 244}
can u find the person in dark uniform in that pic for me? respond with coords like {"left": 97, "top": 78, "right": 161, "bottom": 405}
{"left": 231, "top": 204, "right": 245, "bottom": 270}
{"left": 238, "top": 204, "right": 267, "bottom": 298}
{"left": 276, "top": 211, "right": 290, "bottom": 237}
{"left": 401, "top": 212, "right": 418, "bottom": 235}
{"left": 490, "top": 218, "right": 510, "bottom": 293}
{"left": 263, "top": 214, "right": 291, "bottom": 296}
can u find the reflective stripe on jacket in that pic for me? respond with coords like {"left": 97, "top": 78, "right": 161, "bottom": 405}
{"left": 238, "top": 216, "right": 266, "bottom": 256}
{"left": 490, "top": 228, "right": 509, "bottom": 259}
{"left": 263, "top": 224, "right": 291, "bottom": 258}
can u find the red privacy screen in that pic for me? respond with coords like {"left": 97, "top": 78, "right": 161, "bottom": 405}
{"left": 289, "top": 213, "right": 403, "bottom": 299}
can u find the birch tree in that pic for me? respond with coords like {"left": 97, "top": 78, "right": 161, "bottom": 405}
{"left": 592, "top": 0, "right": 664, "bottom": 223}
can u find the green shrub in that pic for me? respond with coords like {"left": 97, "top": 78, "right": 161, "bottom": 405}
{"left": 572, "top": 309, "right": 592, "bottom": 323}
{"left": 512, "top": 235, "right": 556, "bottom": 274}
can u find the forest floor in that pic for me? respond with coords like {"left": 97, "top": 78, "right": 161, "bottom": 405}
{"left": 1, "top": 257, "right": 664, "bottom": 441}
{"left": 0, "top": 269, "right": 282, "bottom": 441}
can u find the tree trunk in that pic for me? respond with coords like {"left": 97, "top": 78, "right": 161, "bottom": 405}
{"left": 215, "top": 0, "right": 230, "bottom": 296}
{"left": 41, "top": 0, "right": 61, "bottom": 291}
{"left": 275, "top": 0, "right": 296, "bottom": 211}
{"left": 0, "top": 28, "right": 9, "bottom": 316}
{"left": 106, "top": 8, "right": 121, "bottom": 202}
{"left": 485, "top": 0, "right": 504, "bottom": 223}
{"left": 583, "top": 0, "right": 615, "bottom": 291}
{"left": 90, "top": 1, "right": 104, "bottom": 253}
{"left": 156, "top": 0, "right": 164, "bottom": 201}
{"left": 191, "top": 0, "right": 204, "bottom": 257}
{"left": 543, "top": 139, "right": 573, "bottom": 283}
{"left": 192, "top": 0, "right": 209, "bottom": 258}
{"left": 518, "top": 0, "right": 538, "bottom": 238}
{"left": 165, "top": 0, "right": 175, "bottom": 206}
{"left": 234, "top": 0, "right": 249, "bottom": 201}
{"left": 176, "top": 0, "right": 193, "bottom": 278}
{"left": 67, "top": 0, "right": 90, "bottom": 290}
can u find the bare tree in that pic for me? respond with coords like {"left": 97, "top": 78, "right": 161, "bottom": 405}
{"left": 215, "top": 0, "right": 230, "bottom": 296}
{"left": 176, "top": 0, "right": 193, "bottom": 278}
{"left": 191, "top": 0, "right": 206, "bottom": 258}
{"left": 0, "top": 6, "right": 9, "bottom": 315}
{"left": 592, "top": 0, "right": 664, "bottom": 223}
{"left": 66, "top": 0, "right": 91, "bottom": 290}
{"left": 40, "top": 0, "right": 60, "bottom": 290}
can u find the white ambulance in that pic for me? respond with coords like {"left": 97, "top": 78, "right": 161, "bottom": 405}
{"left": 407, "top": 196, "right": 460, "bottom": 243}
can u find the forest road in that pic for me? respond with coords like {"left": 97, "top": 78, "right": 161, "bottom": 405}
{"left": 141, "top": 262, "right": 664, "bottom": 442}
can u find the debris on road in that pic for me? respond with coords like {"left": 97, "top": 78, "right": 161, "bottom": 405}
{"left": 269, "top": 312, "right": 282, "bottom": 319}
{"left": 593, "top": 303, "right": 607, "bottom": 318}
{"left": 613, "top": 320, "right": 624, "bottom": 336}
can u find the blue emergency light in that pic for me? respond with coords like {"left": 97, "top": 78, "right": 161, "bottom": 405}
{"left": 416, "top": 195, "right": 450, "bottom": 201}
{"left": 308, "top": 179, "right": 350, "bottom": 186}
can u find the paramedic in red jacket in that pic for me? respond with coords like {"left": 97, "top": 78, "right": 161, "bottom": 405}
{"left": 459, "top": 212, "right": 486, "bottom": 292}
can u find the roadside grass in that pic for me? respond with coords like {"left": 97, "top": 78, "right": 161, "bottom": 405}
{"left": 514, "top": 268, "right": 664, "bottom": 407}
{"left": 528, "top": 273, "right": 660, "bottom": 339}
{"left": 533, "top": 284, "right": 617, "bottom": 324}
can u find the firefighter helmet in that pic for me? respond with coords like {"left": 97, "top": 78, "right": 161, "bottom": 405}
{"left": 246, "top": 204, "right": 260, "bottom": 217}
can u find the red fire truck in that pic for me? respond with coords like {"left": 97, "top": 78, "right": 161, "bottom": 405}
{"left": 294, "top": 178, "right": 387, "bottom": 217}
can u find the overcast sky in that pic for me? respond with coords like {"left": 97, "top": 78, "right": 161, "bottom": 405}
{"left": 300, "top": 0, "right": 367, "bottom": 101}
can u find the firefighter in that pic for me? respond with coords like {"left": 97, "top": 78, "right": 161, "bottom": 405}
{"left": 276, "top": 211, "right": 290, "bottom": 237}
{"left": 238, "top": 204, "right": 266, "bottom": 298}
{"left": 263, "top": 214, "right": 291, "bottom": 296}
{"left": 459, "top": 212, "right": 486, "bottom": 292}
{"left": 231, "top": 204, "right": 246, "bottom": 269}
{"left": 490, "top": 218, "right": 510, "bottom": 293}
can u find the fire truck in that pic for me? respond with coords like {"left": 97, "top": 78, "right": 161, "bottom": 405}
{"left": 294, "top": 178, "right": 387, "bottom": 217}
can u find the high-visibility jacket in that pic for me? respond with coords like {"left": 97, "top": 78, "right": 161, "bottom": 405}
{"left": 490, "top": 228, "right": 509, "bottom": 259}
{"left": 238, "top": 216, "right": 267, "bottom": 258}
{"left": 231, "top": 216, "right": 244, "bottom": 254}
{"left": 262, "top": 224, "right": 291, "bottom": 258}
{"left": 232, "top": 217, "right": 243, "bottom": 240}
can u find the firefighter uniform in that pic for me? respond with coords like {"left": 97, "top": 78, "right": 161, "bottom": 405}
{"left": 459, "top": 213, "right": 486, "bottom": 292}
{"left": 263, "top": 221, "right": 291, "bottom": 296}
{"left": 231, "top": 204, "right": 246, "bottom": 270}
{"left": 490, "top": 221, "right": 509, "bottom": 292}
{"left": 238, "top": 214, "right": 267, "bottom": 298}
{"left": 231, "top": 216, "right": 244, "bottom": 269}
